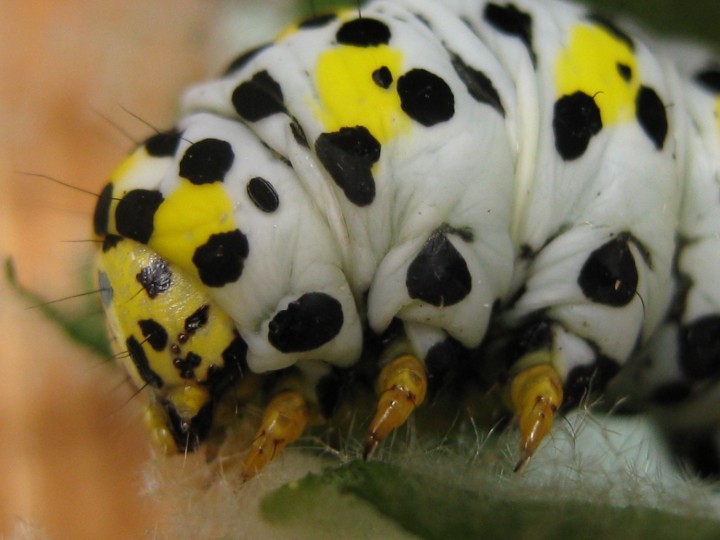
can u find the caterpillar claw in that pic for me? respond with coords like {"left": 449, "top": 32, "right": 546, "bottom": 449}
{"left": 241, "top": 390, "right": 309, "bottom": 481}
{"left": 364, "top": 354, "right": 427, "bottom": 458}
{"left": 510, "top": 363, "right": 563, "bottom": 472}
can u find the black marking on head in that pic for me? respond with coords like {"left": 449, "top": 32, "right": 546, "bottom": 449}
{"left": 115, "top": 189, "right": 164, "bottom": 244}
{"left": 184, "top": 305, "right": 210, "bottom": 334}
{"left": 93, "top": 183, "right": 113, "bottom": 236}
{"left": 205, "top": 333, "right": 249, "bottom": 397}
{"left": 406, "top": 230, "right": 472, "bottom": 307}
{"left": 164, "top": 399, "right": 213, "bottom": 452}
{"left": 636, "top": 86, "right": 667, "bottom": 150}
{"left": 372, "top": 66, "right": 393, "bottom": 89}
{"left": 553, "top": 92, "right": 602, "bottom": 160}
{"left": 223, "top": 44, "right": 270, "bottom": 76}
{"left": 144, "top": 129, "right": 181, "bottom": 157}
{"left": 449, "top": 52, "right": 505, "bottom": 116}
{"left": 298, "top": 13, "right": 337, "bottom": 29}
{"left": 179, "top": 138, "right": 235, "bottom": 185}
{"left": 616, "top": 62, "right": 632, "bottom": 82}
{"left": 397, "top": 69, "right": 455, "bottom": 126}
{"left": 268, "top": 292, "right": 344, "bottom": 353}
{"left": 98, "top": 270, "right": 113, "bottom": 308}
{"left": 173, "top": 352, "right": 202, "bottom": 379}
{"left": 680, "top": 316, "right": 720, "bottom": 380}
{"left": 232, "top": 70, "right": 286, "bottom": 122}
{"left": 247, "top": 176, "right": 280, "bottom": 213}
{"left": 564, "top": 355, "right": 620, "bottom": 407}
{"left": 192, "top": 230, "right": 249, "bottom": 287}
{"left": 336, "top": 18, "right": 391, "bottom": 46}
{"left": 651, "top": 381, "right": 692, "bottom": 405}
{"left": 290, "top": 119, "right": 309, "bottom": 147}
{"left": 695, "top": 68, "right": 720, "bottom": 93}
{"left": 483, "top": 3, "right": 536, "bottom": 66}
{"left": 126, "top": 336, "right": 163, "bottom": 388}
{"left": 315, "top": 126, "right": 380, "bottom": 206}
{"left": 578, "top": 235, "right": 637, "bottom": 307}
{"left": 101, "top": 234, "right": 122, "bottom": 253}
{"left": 138, "top": 319, "right": 169, "bottom": 351}
{"left": 587, "top": 13, "right": 635, "bottom": 50}
{"left": 136, "top": 257, "right": 172, "bottom": 299}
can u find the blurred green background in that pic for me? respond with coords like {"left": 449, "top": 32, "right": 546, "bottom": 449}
{"left": 304, "top": 0, "right": 720, "bottom": 47}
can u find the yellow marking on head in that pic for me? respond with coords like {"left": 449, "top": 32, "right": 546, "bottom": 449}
{"left": 150, "top": 179, "right": 237, "bottom": 273}
{"left": 313, "top": 44, "right": 410, "bottom": 143}
{"left": 139, "top": 295, "right": 239, "bottom": 386}
{"left": 555, "top": 24, "right": 639, "bottom": 125}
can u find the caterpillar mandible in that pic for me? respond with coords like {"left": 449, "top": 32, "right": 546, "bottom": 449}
{"left": 92, "top": 0, "right": 720, "bottom": 479}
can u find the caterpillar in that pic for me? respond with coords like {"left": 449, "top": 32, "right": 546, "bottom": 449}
{"left": 92, "top": 0, "right": 720, "bottom": 479}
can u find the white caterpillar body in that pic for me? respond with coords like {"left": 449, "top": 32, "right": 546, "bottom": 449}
{"left": 92, "top": 0, "right": 720, "bottom": 474}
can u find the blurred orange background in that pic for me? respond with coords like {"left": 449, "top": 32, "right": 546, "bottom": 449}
{"left": 0, "top": 1, "right": 232, "bottom": 537}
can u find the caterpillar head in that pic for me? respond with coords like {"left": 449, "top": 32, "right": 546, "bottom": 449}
{"left": 97, "top": 235, "right": 249, "bottom": 452}
{"left": 93, "top": 135, "right": 257, "bottom": 453}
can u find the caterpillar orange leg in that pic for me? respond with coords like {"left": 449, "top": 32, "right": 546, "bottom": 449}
{"left": 510, "top": 361, "right": 564, "bottom": 472}
{"left": 364, "top": 354, "right": 428, "bottom": 458}
{"left": 241, "top": 390, "right": 309, "bottom": 480}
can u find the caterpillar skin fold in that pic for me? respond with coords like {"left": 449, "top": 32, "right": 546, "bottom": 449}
{"left": 92, "top": 0, "right": 720, "bottom": 477}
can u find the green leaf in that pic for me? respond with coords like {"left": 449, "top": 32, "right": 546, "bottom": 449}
{"left": 298, "top": 0, "right": 358, "bottom": 15}
{"left": 578, "top": 0, "right": 720, "bottom": 46}
{"left": 5, "top": 257, "right": 111, "bottom": 358}
{"left": 263, "top": 459, "right": 720, "bottom": 540}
